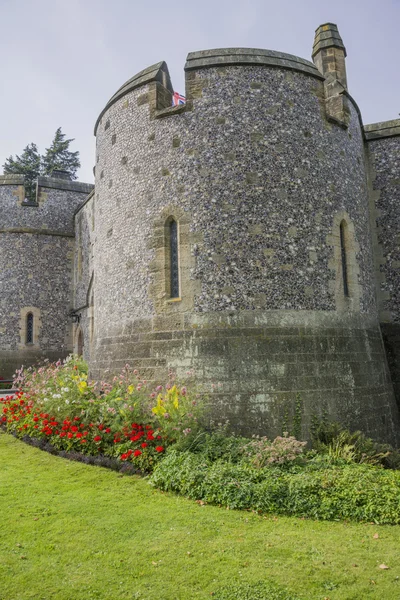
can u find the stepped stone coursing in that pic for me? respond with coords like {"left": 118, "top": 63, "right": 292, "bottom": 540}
{"left": 1, "top": 23, "right": 400, "bottom": 444}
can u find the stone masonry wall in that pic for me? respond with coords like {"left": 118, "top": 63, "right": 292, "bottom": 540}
{"left": 366, "top": 123, "right": 400, "bottom": 411}
{"left": 73, "top": 192, "right": 95, "bottom": 363}
{"left": 90, "top": 57, "right": 399, "bottom": 444}
{"left": 0, "top": 178, "right": 92, "bottom": 377}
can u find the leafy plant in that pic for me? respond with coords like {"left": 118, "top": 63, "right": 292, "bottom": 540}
{"left": 244, "top": 434, "right": 307, "bottom": 468}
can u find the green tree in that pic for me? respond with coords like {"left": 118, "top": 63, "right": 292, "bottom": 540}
{"left": 42, "top": 127, "right": 80, "bottom": 179}
{"left": 3, "top": 143, "right": 41, "bottom": 202}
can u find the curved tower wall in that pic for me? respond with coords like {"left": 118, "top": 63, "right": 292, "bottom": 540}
{"left": 91, "top": 49, "right": 399, "bottom": 443}
{"left": 0, "top": 174, "right": 93, "bottom": 377}
{"left": 365, "top": 120, "right": 400, "bottom": 411}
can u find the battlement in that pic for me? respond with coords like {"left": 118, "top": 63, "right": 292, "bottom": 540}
{"left": 0, "top": 172, "right": 93, "bottom": 206}
{"left": 0, "top": 174, "right": 25, "bottom": 186}
{"left": 364, "top": 119, "right": 400, "bottom": 141}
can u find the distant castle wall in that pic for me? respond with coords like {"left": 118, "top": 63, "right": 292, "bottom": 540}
{"left": 73, "top": 190, "right": 95, "bottom": 363}
{"left": 0, "top": 173, "right": 93, "bottom": 375}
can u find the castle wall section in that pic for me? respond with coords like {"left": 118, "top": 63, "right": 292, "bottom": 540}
{"left": 73, "top": 191, "right": 95, "bottom": 363}
{"left": 366, "top": 120, "right": 400, "bottom": 410}
{"left": 0, "top": 175, "right": 93, "bottom": 377}
{"left": 90, "top": 53, "right": 399, "bottom": 444}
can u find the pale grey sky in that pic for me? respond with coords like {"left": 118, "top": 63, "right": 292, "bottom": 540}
{"left": 0, "top": 0, "right": 399, "bottom": 183}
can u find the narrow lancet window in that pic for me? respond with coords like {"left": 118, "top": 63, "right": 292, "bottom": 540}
{"left": 26, "top": 313, "right": 34, "bottom": 344}
{"left": 169, "top": 219, "right": 180, "bottom": 298}
{"left": 340, "top": 220, "right": 349, "bottom": 297}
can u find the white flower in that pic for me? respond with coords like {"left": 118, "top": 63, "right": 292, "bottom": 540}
{"left": 52, "top": 393, "right": 61, "bottom": 399}
{"left": 65, "top": 399, "right": 70, "bottom": 405}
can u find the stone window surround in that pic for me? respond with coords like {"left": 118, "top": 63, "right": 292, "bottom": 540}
{"left": 19, "top": 306, "right": 41, "bottom": 348}
{"left": 327, "top": 211, "right": 361, "bottom": 312}
{"left": 148, "top": 206, "right": 201, "bottom": 314}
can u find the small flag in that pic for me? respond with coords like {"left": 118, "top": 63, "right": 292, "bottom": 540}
{"left": 172, "top": 91, "right": 186, "bottom": 106}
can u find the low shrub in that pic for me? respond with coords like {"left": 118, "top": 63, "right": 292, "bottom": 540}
{"left": 150, "top": 450, "right": 400, "bottom": 524}
{"left": 311, "top": 416, "right": 400, "bottom": 468}
{"left": 174, "top": 430, "right": 249, "bottom": 463}
{"left": 213, "top": 581, "right": 300, "bottom": 600}
{"left": 244, "top": 434, "right": 307, "bottom": 468}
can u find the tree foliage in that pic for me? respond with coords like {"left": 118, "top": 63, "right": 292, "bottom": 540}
{"left": 3, "top": 143, "right": 41, "bottom": 202}
{"left": 2, "top": 128, "right": 81, "bottom": 201}
{"left": 42, "top": 128, "right": 80, "bottom": 179}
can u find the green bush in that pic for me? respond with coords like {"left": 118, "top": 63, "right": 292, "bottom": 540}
{"left": 310, "top": 417, "right": 400, "bottom": 468}
{"left": 213, "top": 581, "right": 300, "bottom": 600}
{"left": 150, "top": 450, "right": 400, "bottom": 524}
{"left": 174, "top": 430, "right": 249, "bottom": 463}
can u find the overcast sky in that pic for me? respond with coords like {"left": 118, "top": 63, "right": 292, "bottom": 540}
{"left": 0, "top": 0, "right": 399, "bottom": 183}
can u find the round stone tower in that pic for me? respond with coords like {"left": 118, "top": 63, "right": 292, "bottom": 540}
{"left": 90, "top": 24, "right": 400, "bottom": 444}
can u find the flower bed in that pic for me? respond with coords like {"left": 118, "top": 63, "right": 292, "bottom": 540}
{"left": 1, "top": 356, "right": 201, "bottom": 472}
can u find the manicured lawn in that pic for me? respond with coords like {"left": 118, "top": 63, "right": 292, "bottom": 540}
{"left": 1, "top": 432, "right": 400, "bottom": 600}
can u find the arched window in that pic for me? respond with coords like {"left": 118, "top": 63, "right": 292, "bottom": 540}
{"left": 26, "top": 313, "right": 34, "bottom": 344}
{"left": 340, "top": 220, "right": 349, "bottom": 297}
{"left": 169, "top": 218, "right": 180, "bottom": 298}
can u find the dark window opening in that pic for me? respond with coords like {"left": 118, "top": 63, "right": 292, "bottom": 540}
{"left": 26, "top": 313, "right": 34, "bottom": 344}
{"left": 340, "top": 221, "right": 349, "bottom": 297}
{"left": 169, "top": 219, "right": 180, "bottom": 298}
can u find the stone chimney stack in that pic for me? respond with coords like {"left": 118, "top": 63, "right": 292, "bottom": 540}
{"left": 312, "top": 23, "right": 350, "bottom": 127}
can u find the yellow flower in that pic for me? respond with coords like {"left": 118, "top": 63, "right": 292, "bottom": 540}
{"left": 169, "top": 386, "right": 179, "bottom": 410}
{"left": 127, "top": 385, "right": 135, "bottom": 394}
{"left": 152, "top": 394, "right": 166, "bottom": 416}
{"left": 78, "top": 380, "right": 87, "bottom": 393}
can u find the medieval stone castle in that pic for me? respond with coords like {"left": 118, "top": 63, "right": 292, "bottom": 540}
{"left": 1, "top": 23, "right": 399, "bottom": 443}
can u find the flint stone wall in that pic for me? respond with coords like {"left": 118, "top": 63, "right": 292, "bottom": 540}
{"left": 73, "top": 192, "right": 95, "bottom": 363}
{"left": 90, "top": 60, "right": 399, "bottom": 444}
{"left": 366, "top": 124, "right": 400, "bottom": 411}
{"left": 0, "top": 180, "right": 92, "bottom": 377}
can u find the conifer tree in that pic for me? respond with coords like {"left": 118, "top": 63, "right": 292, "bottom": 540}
{"left": 42, "top": 128, "right": 80, "bottom": 179}
{"left": 3, "top": 143, "right": 41, "bottom": 202}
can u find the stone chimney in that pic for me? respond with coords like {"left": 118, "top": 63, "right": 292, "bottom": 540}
{"left": 312, "top": 23, "right": 350, "bottom": 127}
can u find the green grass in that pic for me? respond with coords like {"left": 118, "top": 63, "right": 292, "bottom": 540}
{"left": 1, "top": 433, "right": 400, "bottom": 600}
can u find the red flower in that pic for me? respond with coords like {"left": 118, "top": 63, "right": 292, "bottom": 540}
{"left": 33, "top": 417, "right": 39, "bottom": 422}
{"left": 67, "top": 432, "right": 74, "bottom": 439}
{"left": 60, "top": 432, "right": 66, "bottom": 437}
{"left": 93, "top": 435, "right": 102, "bottom": 442}
{"left": 105, "top": 428, "right": 111, "bottom": 433}
{"left": 133, "top": 450, "right": 142, "bottom": 457}
{"left": 155, "top": 446, "right": 164, "bottom": 453}
{"left": 71, "top": 426, "right": 78, "bottom": 432}
{"left": 76, "top": 432, "right": 83, "bottom": 438}
{"left": 141, "top": 442, "right": 148, "bottom": 448}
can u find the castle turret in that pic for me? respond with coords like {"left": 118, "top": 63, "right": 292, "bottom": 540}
{"left": 89, "top": 31, "right": 400, "bottom": 445}
{"left": 312, "top": 23, "right": 350, "bottom": 126}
